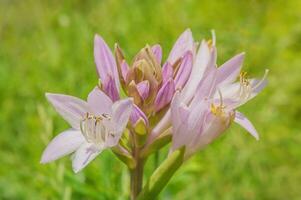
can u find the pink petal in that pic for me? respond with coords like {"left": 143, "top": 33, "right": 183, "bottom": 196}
{"left": 40, "top": 129, "right": 85, "bottom": 163}
{"left": 187, "top": 100, "right": 207, "bottom": 133}
{"left": 234, "top": 111, "right": 259, "bottom": 140}
{"left": 190, "top": 66, "right": 217, "bottom": 108}
{"left": 136, "top": 80, "right": 150, "bottom": 100}
{"left": 87, "top": 87, "right": 113, "bottom": 115}
{"left": 112, "top": 98, "right": 133, "bottom": 133}
{"left": 170, "top": 91, "right": 182, "bottom": 127}
{"left": 102, "top": 75, "right": 120, "bottom": 102}
{"left": 174, "top": 51, "right": 193, "bottom": 89}
{"left": 46, "top": 93, "right": 90, "bottom": 129}
{"left": 178, "top": 103, "right": 190, "bottom": 123}
{"left": 154, "top": 78, "right": 175, "bottom": 112}
{"left": 167, "top": 29, "right": 194, "bottom": 64}
{"left": 94, "top": 34, "right": 120, "bottom": 92}
{"left": 187, "top": 112, "right": 230, "bottom": 156}
{"left": 130, "top": 104, "right": 149, "bottom": 126}
{"left": 162, "top": 62, "right": 173, "bottom": 83}
{"left": 152, "top": 44, "right": 162, "bottom": 64}
{"left": 170, "top": 121, "right": 189, "bottom": 153}
{"left": 181, "top": 40, "right": 211, "bottom": 103}
{"left": 217, "top": 53, "right": 245, "bottom": 85}
{"left": 121, "top": 60, "right": 130, "bottom": 83}
{"left": 72, "top": 143, "right": 103, "bottom": 173}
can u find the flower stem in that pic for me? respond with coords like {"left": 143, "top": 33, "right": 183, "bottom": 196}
{"left": 130, "top": 128, "right": 144, "bottom": 200}
{"left": 130, "top": 151, "right": 144, "bottom": 199}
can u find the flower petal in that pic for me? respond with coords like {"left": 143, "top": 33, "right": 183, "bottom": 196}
{"left": 102, "top": 75, "right": 120, "bottom": 102}
{"left": 234, "top": 111, "right": 259, "bottom": 140}
{"left": 121, "top": 60, "right": 130, "bottom": 83}
{"left": 187, "top": 112, "right": 231, "bottom": 157}
{"left": 154, "top": 78, "right": 175, "bottom": 112}
{"left": 136, "top": 80, "right": 150, "bottom": 100}
{"left": 40, "top": 129, "right": 85, "bottom": 163}
{"left": 190, "top": 66, "right": 217, "bottom": 109}
{"left": 46, "top": 93, "right": 90, "bottom": 129}
{"left": 72, "top": 143, "right": 103, "bottom": 173}
{"left": 152, "top": 44, "right": 162, "bottom": 64}
{"left": 162, "top": 62, "right": 173, "bottom": 83}
{"left": 167, "top": 29, "right": 194, "bottom": 64}
{"left": 130, "top": 104, "right": 149, "bottom": 126}
{"left": 112, "top": 98, "right": 133, "bottom": 133}
{"left": 170, "top": 91, "right": 182, "bottom": 127}
{"left": 181, "top": 40, "right": 211, "bottom": 103}
{"left": 174, "top": 51, "right": 193, "bottom": 89}
{"left": 87, "top": 87, "right": 113, "bottom": 115}
{"left": 94, "top": 34, "right": 120, "bottom": 93}
{"left": 217, "top": 53, "right": 245, "bottom": 85}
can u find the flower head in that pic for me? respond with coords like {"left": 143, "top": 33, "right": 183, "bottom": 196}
{"left": 168, "top": 33, "right": 268, "bottom": 158}
{"left": 41, "top": 87, "right": 133, "bottom": 172}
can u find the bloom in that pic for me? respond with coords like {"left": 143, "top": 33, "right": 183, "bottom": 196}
{"left": 168, "top": 34, "right": 268, "bottom": 158}
{"left": 94, "top": 30, "right": 194, "bottom": 128}
{"left": 40, "top": 87, "right": 133, "bottom": 172}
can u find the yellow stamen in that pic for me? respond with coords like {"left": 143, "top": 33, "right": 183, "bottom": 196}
{"left": 210, "top": 89, "right": 226, "bottom": 117}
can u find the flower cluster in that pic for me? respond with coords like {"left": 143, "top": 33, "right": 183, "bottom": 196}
{"left": 41, "top": 29, "right": 267, "bottom": 176}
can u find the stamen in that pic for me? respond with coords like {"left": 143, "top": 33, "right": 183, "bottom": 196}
{"left": 210, "top": 89, "right": 225, "bottom": 116}
{"left": 238, "top": 71, "right": 252, "bottom": 101}
{"left": 237, "top": 69, "right": 269, "bottom": 102}
{"left": 252, "top": 69, "right": 269, "bottom": 90}
{"left": 80, "top": 113, "right": 112, "bottom": 145}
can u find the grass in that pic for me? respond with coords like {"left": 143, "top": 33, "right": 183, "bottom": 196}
{"left": 1, "top": 0, "right": 301, "bottom": 199}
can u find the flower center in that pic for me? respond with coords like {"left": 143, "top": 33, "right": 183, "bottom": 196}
{"left": 210, "top": 89, "right": 226, "bottom": 117}
{"left": 80, "top": 113, "right": 113, "bottom": 145}
{"left": 238, "top": 71, "right": 252, "bottom": 101}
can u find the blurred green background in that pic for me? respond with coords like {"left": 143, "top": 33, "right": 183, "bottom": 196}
{"left": 1, "top": 0, "right": 301, "bottom": 199}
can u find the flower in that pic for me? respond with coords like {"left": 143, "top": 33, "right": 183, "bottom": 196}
{"left": 40, "top": 87, "right": 133, "bottom": 173}
{"left": 94, "top": 35, "right": 121, "bottom": 102}
{"left": 94, "top": 30, "right": 194, "bottom": 128}
{"left": 153, "top": 32, "right": 268, "bottom": 158}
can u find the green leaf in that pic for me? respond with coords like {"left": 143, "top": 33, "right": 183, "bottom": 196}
{"left": 137, "top": 147, "right": 185, "bottom": 200}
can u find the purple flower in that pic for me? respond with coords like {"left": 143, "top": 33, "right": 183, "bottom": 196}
{"left": 169, "top": 40, "right": 268, "bottom": 157}
{"left": 41, "top": 87, "right": 133, "bottom": 172}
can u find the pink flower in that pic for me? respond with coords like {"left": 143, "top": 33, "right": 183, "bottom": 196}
{"left": 154, "top": 29, "right": 194, "bottom": 112}
{"left": 169, "top": 37, "right": 268, "bottom": 157}
{"left": 40, "top": 87, "right": 133, "bottom": 172}
{"left": 94, "top": 35, "right": 121, "bottom": 101}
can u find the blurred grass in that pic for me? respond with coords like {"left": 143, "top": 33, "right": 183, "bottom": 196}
{"left": 1, "top": 0, "right": 301, "bottom": 199}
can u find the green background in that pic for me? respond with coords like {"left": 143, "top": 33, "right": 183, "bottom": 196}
{"left": 1, "top": 0, "right": 300, "bottom": 199}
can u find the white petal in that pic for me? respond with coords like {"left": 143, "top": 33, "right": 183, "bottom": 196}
{"left": 40, "top": 129, "right": 85, "bottom": 163}
{"left": 72, "top": 143, "right": 103, "bottom": 173}
{"left": 87, "top": 87, "right": 113, "bottom": 115}
{"left": 46, "top": 93, "right": 90, "bottom": 129}
{"left": 234, "top": 111, "right": 259, "bottom": 140}
{"left": 112, "top": 98, "right": 133, "bottom": 133}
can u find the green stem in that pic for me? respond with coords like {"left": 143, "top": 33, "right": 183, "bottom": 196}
{"left": 129, "top": 128, "right": 144, "bottom": 200}
{"left": 130, "top": 157, "right": 144, "bottom": 200}
{"left": 137, "top": 148, "right": 185, "bottom": 200}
